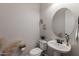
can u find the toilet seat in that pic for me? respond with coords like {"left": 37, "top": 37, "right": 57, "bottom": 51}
{"left": 30, "top": 48, "right": 43, "bottom": 56}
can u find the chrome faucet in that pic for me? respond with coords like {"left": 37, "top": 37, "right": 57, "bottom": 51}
{"left": 64, "top": 33, "right": 70, "bottom": 46}
{"left": 56, "top": 39, "right": 64, "bottom": 44}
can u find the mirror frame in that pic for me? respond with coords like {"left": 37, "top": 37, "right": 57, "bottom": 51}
{"left": 52, "top": 8, "right": 77, "bottom": 38}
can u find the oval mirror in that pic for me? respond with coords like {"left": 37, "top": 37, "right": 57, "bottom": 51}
{"left": 52, "top": 8, "right": 76, "bottom": 38}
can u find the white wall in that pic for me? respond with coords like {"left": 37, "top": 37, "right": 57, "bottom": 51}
{"left": 0, "top": 3, "right": 40, "bottom": 55}
{"left": 40, "top": 3, "right": 53, "bottom": 40}
{"left": 40, "top": 3, "right": 79, "bottom": 56}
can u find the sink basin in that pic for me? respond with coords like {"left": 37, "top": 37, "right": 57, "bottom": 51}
{"left": 47, "top": 39, "right": 71, "bottom": 53}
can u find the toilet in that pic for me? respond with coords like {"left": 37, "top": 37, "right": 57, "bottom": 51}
{"left": 29, "top": 40, "right": 47, "bottom": 56}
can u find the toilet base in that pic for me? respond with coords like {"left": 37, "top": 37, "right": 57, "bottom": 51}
{"left": 53, "top": 51, "right": 60, "bottom": 56}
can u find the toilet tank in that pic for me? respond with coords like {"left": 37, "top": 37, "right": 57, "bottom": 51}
{"left": 39, "top": 40, "right": 47, "bottom": 51}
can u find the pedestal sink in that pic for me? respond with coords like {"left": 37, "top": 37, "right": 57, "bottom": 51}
{"left": 47, "top": 39, "right": 71, "bottom": 56}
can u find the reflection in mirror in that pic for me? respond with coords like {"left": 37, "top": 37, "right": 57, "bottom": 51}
{"left": 52, "top": 8, "right": 76, "bottom": 38}
{"left": 76, "top": 17, "right": 79, "bottom": 43}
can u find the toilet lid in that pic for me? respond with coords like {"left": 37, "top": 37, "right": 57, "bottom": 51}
{"left": 30, "top": 48, "right": 43, "bottom": 55}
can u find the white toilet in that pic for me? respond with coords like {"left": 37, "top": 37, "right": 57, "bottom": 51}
{"left": 29, "top": 40, "right": 47, "bottom": 56}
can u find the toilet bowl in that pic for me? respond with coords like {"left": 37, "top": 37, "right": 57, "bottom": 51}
{"left": 29, "top": 48, "right": 43, "bottom": 56}
{"left": 29, "top": 40, "right": 47, "bottom": 56}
